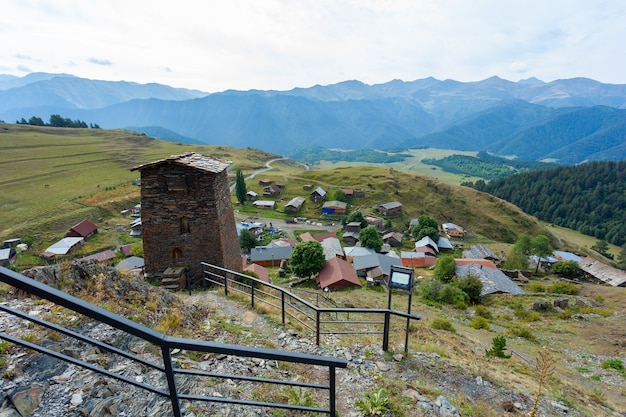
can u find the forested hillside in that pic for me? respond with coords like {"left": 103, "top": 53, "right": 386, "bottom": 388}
{"left": 476, "top": 161, "right": 626, "bottom": 245}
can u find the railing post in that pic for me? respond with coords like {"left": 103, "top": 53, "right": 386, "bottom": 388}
{"left": 161, "top": 344, "right": 182, "bottom": 417}
{"left": 281, "top": 291, "right": 285, "bottom": 325}
{"left": 224, "top": 270, "right": 229, "bottom": 296}
{"left": 316, "top": 310, "right": 321, "bottom": 346}
{"left": 251, "top": 284, "right": 255, "bottom": 308}
{"left": 329, "top": 365, "right": 337, "bottom": 417}
{"left": 382, "top": 310, "right": 390, "bottom": 351}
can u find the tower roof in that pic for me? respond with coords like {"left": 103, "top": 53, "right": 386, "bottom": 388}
{"left": 131, "top": 152, "right": 231, "bottom": 173}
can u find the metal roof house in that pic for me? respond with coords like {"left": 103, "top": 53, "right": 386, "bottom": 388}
{"left": 456, "top": 263, "right": 525, "bottom": 296}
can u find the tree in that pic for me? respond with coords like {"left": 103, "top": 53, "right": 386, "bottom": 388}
{"left": 290, "top": 241, "right": 325, "bottom": 279}
{"left": 344, "top": 211, "right": 367, "bottom": 229}
{"left": 359, "top": 226, "right": 383, "bottom": 252}
{"left": 28, "top": 116, "right": 44, "bottom": 126}
{"left": 333, "top": 189, "right": 347, "bottom": 202}
{"left": 552, "top": 261, "right": 581, "bottom": 278}
{"left": 411, "top": 214, "right": 439, "bottom": 240}
{"left": 235, "top": 169, "right": 247, "bottom": 205}
{"left": 457, "top": 275, "right": 483, "bottom": 304}
{"left": 239, "top": 229, "right": 257, "bottom": 252}
{"left": 433, "top": 255, "right": 457, "bottom": 283}
{"left": 591, "top": 240, "right": 609, "bottom": 255}
{"left": 531, "top": 234, "right": 553, "bottom": 273}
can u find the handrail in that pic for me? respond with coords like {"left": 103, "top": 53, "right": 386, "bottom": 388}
{"left": 202, "top": 262, "right": 421, "bottom": 348}
{"left": 0, "top": 265, "right": 347, "bottom": 416}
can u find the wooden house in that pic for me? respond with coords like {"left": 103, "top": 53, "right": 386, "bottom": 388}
{"left": 376, "top": 201, "right": 403, "bottom": 216}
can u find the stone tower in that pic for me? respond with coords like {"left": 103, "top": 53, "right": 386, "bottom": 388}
{"left": 131, "top": 152, "right": 242, "bottom": 285}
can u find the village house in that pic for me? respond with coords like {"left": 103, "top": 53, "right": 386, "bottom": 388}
{"left": 129, "top": 218, "right": 142, "bottom": 237}
{"left": 322, "top": 200, "right": 347, "bottom": 215}
{"left": 321, "top": 237, "right": 344, "bottom": 260}
{"left": 284, "top": 197, "right": 305, "bottom": 213}
{"left": 81, "top": 250, "right": 115, "bottom": 266}
{"left": 317, "top": 257, "right": 361, "bottom": 290}
{"left": 263, "top": 184, "right": 282, "bottom": 197}
{"left": 456, "top": 263, "right": 525, "bottom": 296}
{"left": 400, "top": 251, "right": 437, "bottom": 268}
{"left": 253, "top": 200, "right": 276, "bottom": 209}
{"left": 258, "top": 179, "right": 273, "bottom": 186}
{"left": 342, "top": 231, "right": 360, "bottom": 246}
{"left": 353, "top": 253, "right": 403, "bottom": 285}
{"left": 43, "top": 237, "right": 84, "bottom": 258}
{"left": 310, "top": 187, "right": 327, "bottom": 203}
{"left": 382, "top": 232, "right": 403, "bottom": 247}
{"left": 365, "top": 215, "right": 384, "bottom": 230}
{"left": 243, "top": 263, "right": 270, "bottom": 283}
{"left": 376, "top": 201, "right": 403, "bottom": 216}
{"left": 246, "top": 191, "right": 258, "bottom": 201}
{"left": 0, "top": 248, "right": 17, "bottom": 267}
{"left": 442, "top": 222, "right": 465, "bottom": 239}
{"left": 131, "top": 152, "right": 242, "bottom": 284}
{"left": 66, "top": 219, "right": 98, "bottom": 239}
{"left": 249, "top": 245, "right": 292, "bottom": 267}
{"left": 578, "top": 257, "right": 626, "bottom": 287}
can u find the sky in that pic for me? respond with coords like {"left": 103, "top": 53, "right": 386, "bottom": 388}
{"left": 2, "top": 0, "right": 626, "bottom": 93}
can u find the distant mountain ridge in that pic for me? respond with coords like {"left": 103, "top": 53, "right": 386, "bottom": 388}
{"left": 2, "top": 73, "right": 626, "bottom": 163}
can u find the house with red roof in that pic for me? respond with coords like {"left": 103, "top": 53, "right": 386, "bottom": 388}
{"left": 66, "top": 219, "right": 98, "bottom": 239}
{"left": 316, "top": 257, "right": 361, "bottom": 290}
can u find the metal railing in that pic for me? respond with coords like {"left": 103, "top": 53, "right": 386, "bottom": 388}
{"left": 0, "top": 266, "right": 347, "bottom": 416}
{"left": 202, "top": 263, "right": 421, "bottom": 349}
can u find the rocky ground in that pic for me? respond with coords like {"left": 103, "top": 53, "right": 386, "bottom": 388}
{"left": 0, "top": 262, "right": 624, "bottom": 416}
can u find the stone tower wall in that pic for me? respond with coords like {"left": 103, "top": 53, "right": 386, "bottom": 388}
{"left": 139, "top": 161, "right": 241, "bottom": 283}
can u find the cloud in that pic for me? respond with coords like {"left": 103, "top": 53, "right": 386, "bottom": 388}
{"left": 17, "top": 65, "right": 32, "bottom": 73}
{"left": 87, "top": 58, "right": 112, "bottom": 66}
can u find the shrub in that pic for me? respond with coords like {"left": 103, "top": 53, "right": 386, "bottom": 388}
{"left": 601, "top": 359, "right": 624, "bottom": 373}
{"left": 547, "top": 282, "right": 579, "bottom": 295}
{"left": 469, "top": 316, "right": 490, "bottom": 330}
{"left": 474, "top": 305, "right": 493, "bottom": 319}
{"left": 439, "top": 284, "right": 469, "bottom": 305}
{"left": 457, "top": 275, "right": 483, "bottom": 304}
{"left": 527, "top": 282, "right": 546, "bottom": 293}
{"left": 355, "top": 388, "right": 391, "bottom": 416}
{"left": 507, "top": 326, "right": 538, "bottom": 343}
{"left": 431, "top": 318, "right": 455, "bottom": 332}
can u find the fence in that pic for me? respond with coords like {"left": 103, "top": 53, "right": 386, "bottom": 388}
{"left": 0, "top": 266, "right": 347, "bottom": 416}
{"left": 201, "top": 263, "right": 421, "bottom": 349}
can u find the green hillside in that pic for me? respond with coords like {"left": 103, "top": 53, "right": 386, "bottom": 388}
{"left": 0, "top": 123, "right": 278, "bottom": 240}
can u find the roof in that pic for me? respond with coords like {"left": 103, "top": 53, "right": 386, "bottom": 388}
{"left": 463, "top": 244, "right": 499, "bottom": 260}
{"left": 247, "top": 191, "right": 258, "bottom": 197}
{"left": 120, "top": 244, "right": 133, "bottom": 257}
{"left": 322, "top": 200, "right": 348, "bottom": 209}
{"left": 553, "top": 251, "right": 583, "bottom": 263}
{"left": 383, "top": 232, "right": 403, "bottom": 241}
{"left": 82, "top": 250, "right": 115, "bottom": 263}
{"left": 579, "top": 257, "right": 626, "bottom": 287}
{"left": 321, "top": 237, "right": 344, "bottom": 260}
{"left": 253, "top": 200, "right": 276, "bottom": 208}
{"left": 311, "top": 187, "right": 326, "bottom": 196}
{"left": 353, "top": 253, "right": 403, "bottom": 276}
{"left": 68, "top": 219, "right": 98, "bottom": 237}
{"left": 285, "top": 197, "right": 306, "bottom": 208}
{"left": 317, "top": 257, "right": 361, "bottom": 289}
{"left": 437, "top": 237, "right": 454, "bottom": 250}
{"left": 299, "top": 232, "right": 315, "bottom": 242}
{"left": 378, "top": 201, "right": 403, "bottom": 210}
{"left": 249, "top": 246, "right": 293, "bottom": 262}
{"left": 131, "top": 152, "right": 231, "bottom": 173}
{"left": 244, "top": 263, "right": 270, "bottom": 283}
{"left": 455, "top": 258, "right": 497, "bottom": 269}
{"left": 344, "top": 246, "right": 375, "bottom": 258}
{"left": 115, "top": 256, "right": 145, "bottom": 271}
{"left": 43, "top": 237, "right": 84, "bottom": 256}
{"left": 415, "top": 236, "right": 438, "bottom": 253}
{"left": 456, "top": 263, "right": 525, "bottom": 296}
{"left": 0, "top": 248, "right": 14, "bottom": 261}
{"left": 442, "top": 222, "right": 461, "bottom": 231}
{"left": 312, "top": 232, "right": 338, "bottom": 242}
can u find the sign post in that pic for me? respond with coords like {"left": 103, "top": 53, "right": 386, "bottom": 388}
{"left": 383, "top": 265, "right": 415, "bottom": 353}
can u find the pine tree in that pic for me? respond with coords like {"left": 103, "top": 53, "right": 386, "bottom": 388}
{"left": 235, "top": 169, "right": 247, "bottom": 205}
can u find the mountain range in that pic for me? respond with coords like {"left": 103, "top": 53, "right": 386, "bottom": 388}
{"left": 2, "top": 72, "right": 626, "bottom": 163}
